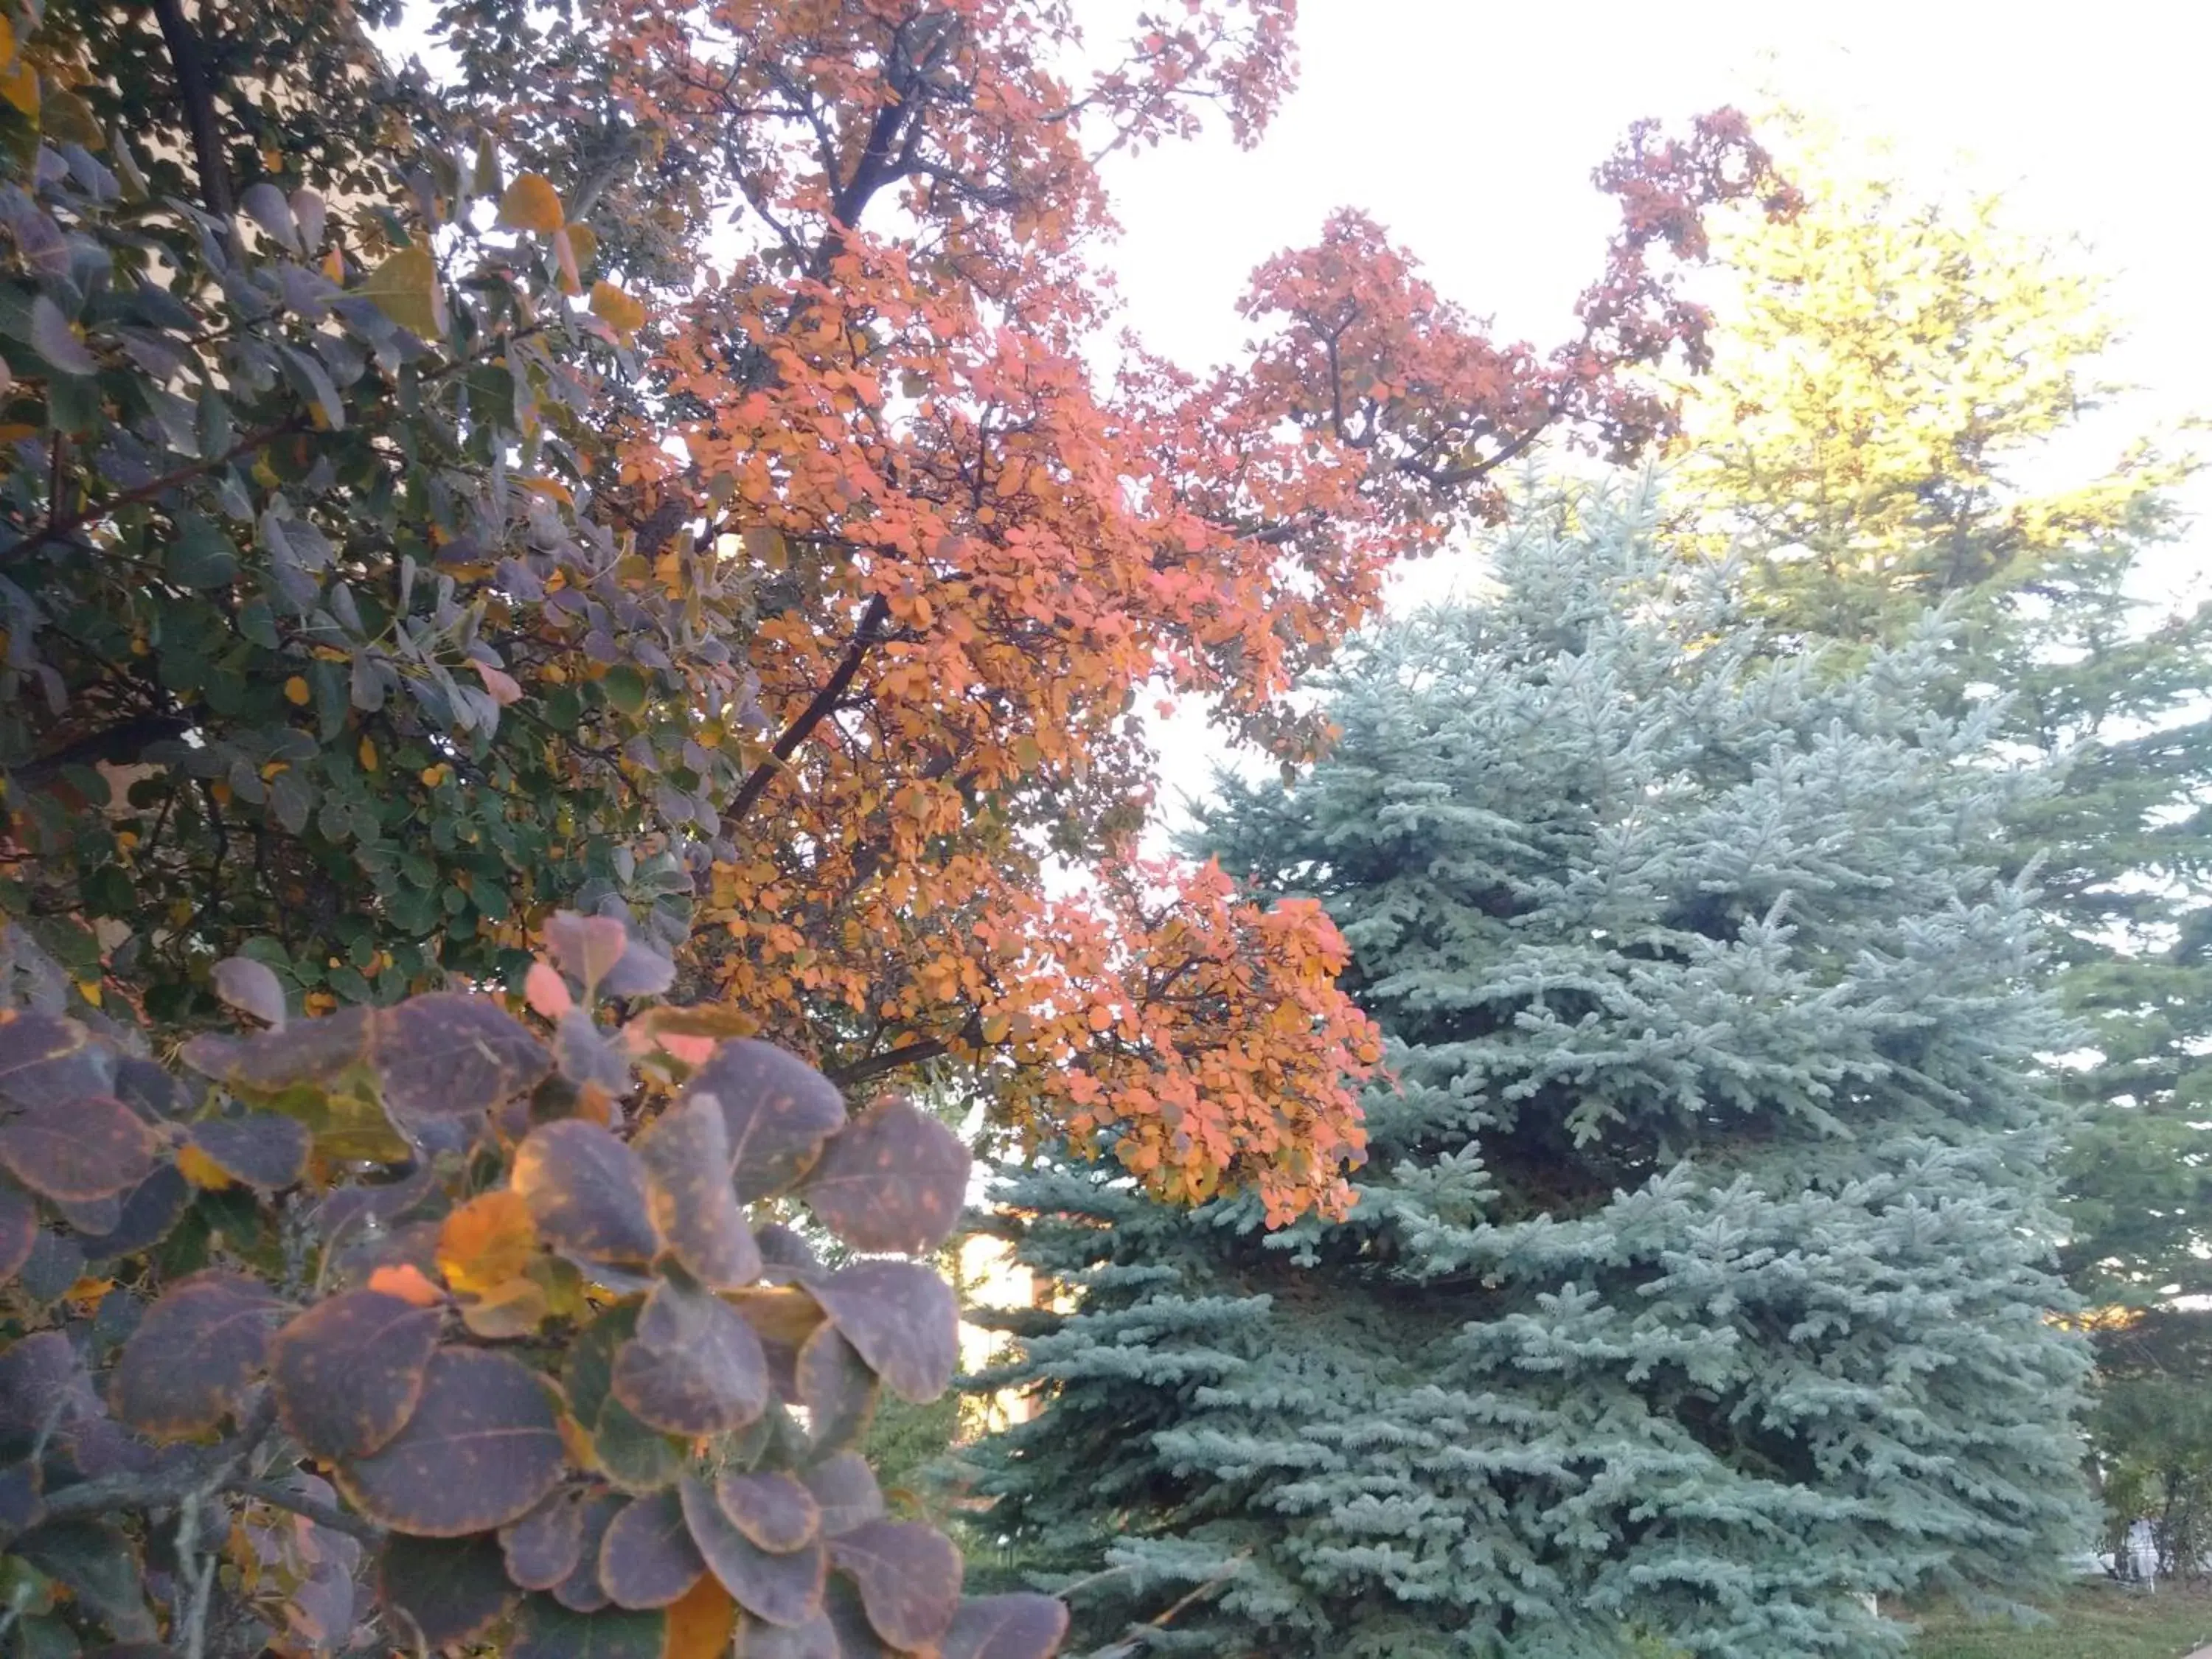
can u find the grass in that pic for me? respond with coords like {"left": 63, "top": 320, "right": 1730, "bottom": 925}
{"left": 1908, "top": 1580, "right": 2212, "bottom": 1658}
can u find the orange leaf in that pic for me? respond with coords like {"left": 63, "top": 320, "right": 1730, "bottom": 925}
{"left": 366, "top": 1263, "right": 445, "bottom": 1307}
{"left": 591, "top": 281, "right": 647, "bottom": 338}
{"left": 661, "top": 1573, "right": 736, "bottom": 1659}
{"left": 497, "top": 173, "right": 564, "bottom": 234}
{"left": 436, "top": 1189, "right": 538, "bottom": 1297}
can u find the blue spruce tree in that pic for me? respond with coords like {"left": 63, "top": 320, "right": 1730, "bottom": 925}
{"left": 970, "top": 479, "right": 2094, "bottom": 1658}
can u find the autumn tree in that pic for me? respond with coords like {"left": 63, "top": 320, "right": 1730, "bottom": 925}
{"left": 1669, "top": 111, "right": 2212, "bottom": 1571}
{"left": 2, "top": 0, "right": 1795, "bottom": 1219}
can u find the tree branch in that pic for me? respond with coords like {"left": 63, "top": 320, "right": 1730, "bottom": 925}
{"left": 722, "top": 592, "right": 891, "bottom": 833}
{"left": 827, "top": 1035, "right": 950, "bottom": 1090}
{"left": 1, "top": 421, "right": 302, "bottom": 569}
{"left": 147, "top": 0, "right": 234, "bottom": 218}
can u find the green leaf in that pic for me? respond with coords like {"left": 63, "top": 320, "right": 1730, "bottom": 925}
{"left": 376, "top": 1532, "right": 518, "bottom": 1650}
{"left": 360, "top": 246, "right": 446, "bottom": 340}
{"left": 510, "top": 1595, "right": 666, "bottom": 1659}
{"left": 167, "top": 517, "right": 238, "bottom": 588}
{"left": 599, "top": 664, "right": 649, "bottom": 717}
{"left": 28, "top": 295, "right": 95, "bottom": 376}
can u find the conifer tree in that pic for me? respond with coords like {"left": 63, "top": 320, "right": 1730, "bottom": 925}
{"left": 1670, "top": 117, "right": 2212, "bottom": 1563}
{"left": 973, "top": 479, "right": 2093, "bottom": 1658}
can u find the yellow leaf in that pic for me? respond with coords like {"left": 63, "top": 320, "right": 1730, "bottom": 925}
{"left": 321, "top": 246, "right": 345, "bottom": 283}
{"left": 0, "top": 60, "right": 38, "bottom": 120}
{"left": 358, "top": 245, "right": 446, "bottom": 341}
{"left": 0, "top": 17, "right": 15, "bottom": 63}
{"left": 497, "top": 173, "right": 564, "bottom": 234}
{"left": 283, "top": 675, "right": 311, "bottom": 706}
{"left": 591, "top": 281, "right": 647, "bottom": 338}
{"left": 566, "top": 223, "right": 598, "bottom": 272}
{"left": 661, "top": 1576, "right": 736, "bottom": 1659}
{"left": 74, "top": 978, "right": 101, "bottom": 1007}
{"left": 358, "top": 737, "right": 378, "bottom": 771}
{"left": 176, "top": 1144, "right": 235, "bottom": 1191}
{"left": 437, "top": 1189, "right": 538, "bottom": 1295}
{"left": 420, "top": 763, "right": 450, "bottom": 787}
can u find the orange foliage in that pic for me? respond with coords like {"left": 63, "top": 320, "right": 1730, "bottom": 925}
{"left": 514, "top": 1, "right": 1792, "bottom": 1216}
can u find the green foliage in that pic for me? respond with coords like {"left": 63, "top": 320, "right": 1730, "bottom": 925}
{"left": 0, "top": 0, "right": 749, "bottom": 1029}
{"left": 1674, "top": 117, "right": 2212, "bottom": 1561}
{"left": 0, "top": 911, "right": 1068, "bottom": 1656}
{"left": 973, "top": 479, "right": 2093, "bottom": 1658}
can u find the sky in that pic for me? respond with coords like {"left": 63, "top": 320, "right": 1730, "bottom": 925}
{"left": 1080, "top": 0, "right": 2212, "bottom": 826}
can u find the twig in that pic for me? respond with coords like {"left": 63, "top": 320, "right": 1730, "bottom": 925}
{"left": 226, "top": 1479, "right": 385, "bottom": 1543}
{"left": 1, "top": 422, "right": 302, "bottom": 569}
{"left": 722, "top": 591, "right": 891, "bottom": 832}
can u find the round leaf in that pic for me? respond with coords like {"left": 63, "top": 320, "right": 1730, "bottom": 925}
{"left": 554, "top": 1490, "right": 627, "bottom": 1612}
{"left": 515, "top": 1121, "right": 657, "bottom": 1266}
{"left": 830, "top": 1520, "right": 961, "bottom": 1652}
{"left": 339, "top": 1348, "right": 565, "bottom": 1536}
{"left": 801, "top": 1454, "right": 885, "bottom": 1539}
{"left": 501, "top": 1489, "right": 590, "bottom": 1592}
{"left": 375, "top": 993, "right": 550, "bottom": 1127}
{"left": 796, "top": 1323, "right": 877, "bottom": 1453}
{"left": 187, "top": 1113, "right": 312, "bottom": 1190}
{"left": 612, "top": 1275, "right": 770, "bottom": 1437}
{"left": 377, "top": 1533, "right": 517, "bottom": 1650}
{"left": 680, "top": 1475, "right": 826, "bottom": 1629}
{"left": 715, "top": 1472, "right": 818, "bottom": 1555}
{"left": 942, "top": 1594, "right": 1071, "bottom": 1659}
{"left": 212, "top": 955, "right": 287, "bottom": 1026}
{"left": 636, "top": 1093, "right": 762, "bottom": 1290}
{"left": 0, "top": 1180, "right": 34, "bottom": 1283}
{"left": 678, "top": 1041, "right": 845, "bottom": 1202}
{"left": 801, "top": 1097, "right": 970, "bottom": 1255}
{"left": 599, "top": 1489, "right": 706, "bottom": 1610}
{"left": 511, "top": 1595, "right": 667, "bottom": 1659}
{"left": 498, "top": 173, "right": 566, "bottom": 234}
{"left": 111, "top": 1271, "right": 285, "bottom": 1438}
{"left": 270, "top": 1288, "right": 442, "bottom": 1461}
{"left": 0, "top": 1012, "right": 111, "bottom": 1109}
{"left": 0, "top": 1094, "right": 157, "bottom": 1202}
{"left": 809, "top": 1261, "right": 959, "bottom": 1403}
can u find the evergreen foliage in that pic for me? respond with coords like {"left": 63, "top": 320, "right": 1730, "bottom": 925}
{"left": 1673, "top": 119, "right": 2212, "bottom": 1552}
{"left": 973, "top": 481, "right": 2094, "bottom": 1658}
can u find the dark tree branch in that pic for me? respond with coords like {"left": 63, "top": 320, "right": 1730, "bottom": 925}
{"left": 723, "top": 592, "right": 891, "bottom": 832}
{"left": 827, "top": 1035, "right": 950, "bottom": 1090}
{"left": 147, "top": 0, "right": 234, "bottom": 218}
{"left": 2, "top": 420, "right": 303, "bottom": 569}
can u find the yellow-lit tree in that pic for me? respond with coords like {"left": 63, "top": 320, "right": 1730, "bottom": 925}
{"left": 1673, "top": 111, "right": 2212, "bottom": 1577}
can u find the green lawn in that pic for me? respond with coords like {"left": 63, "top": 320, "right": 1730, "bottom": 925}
{"left": 1909, "top": 1582, "right": 2212, "bottom": 1658}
